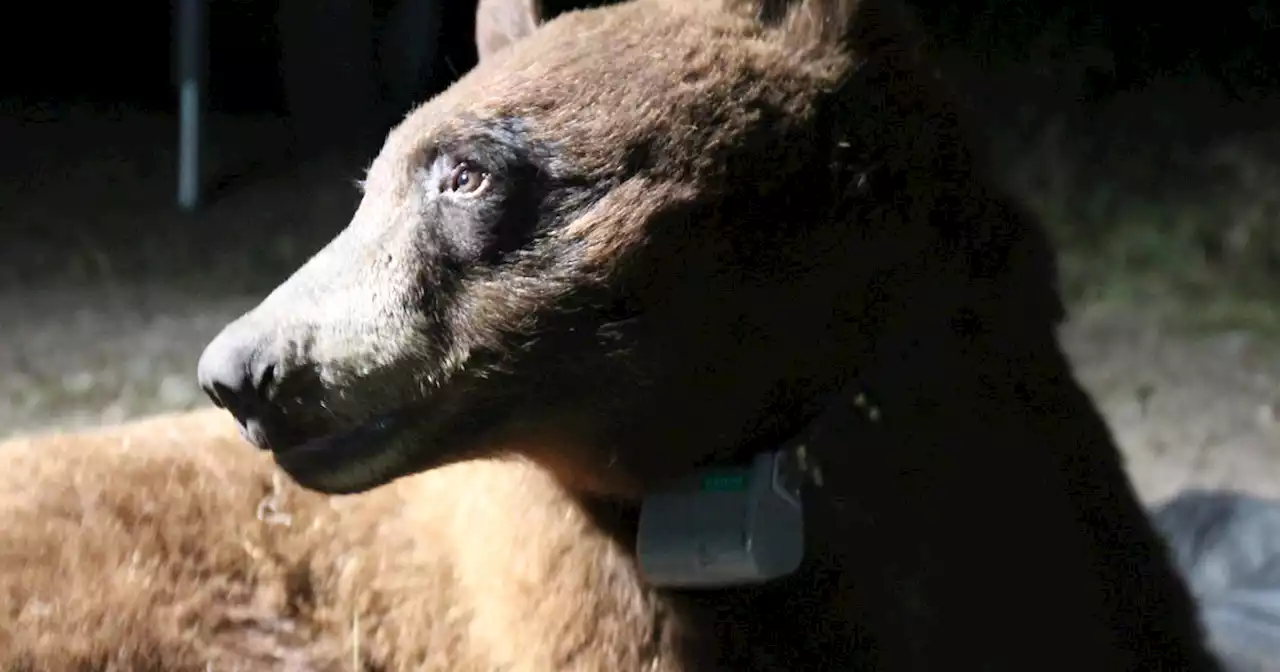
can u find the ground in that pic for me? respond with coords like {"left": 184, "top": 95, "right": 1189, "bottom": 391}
{"left": 2, "top": 76, "right": 1279, "bottom": 507}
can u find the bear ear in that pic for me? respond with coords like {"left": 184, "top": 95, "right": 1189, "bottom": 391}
{"left": 475, "top": 0, "right": 545, "bottom": 63}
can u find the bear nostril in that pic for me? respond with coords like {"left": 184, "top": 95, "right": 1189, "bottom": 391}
{"left": 253, "top": 361, "right": 277, "bottom": 400}
{"left": 204, "top": 381, "right": 231, "bottom": 409}
{"left": 197, "top": 331, "right": 285, "bottom": 418}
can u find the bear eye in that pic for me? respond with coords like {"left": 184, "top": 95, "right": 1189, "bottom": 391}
{"left": 446, "top": 161, "right": 489, "bottom": 196}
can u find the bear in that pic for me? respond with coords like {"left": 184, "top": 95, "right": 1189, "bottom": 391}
{"left": 2, "top": 0, "right": 1223, "bottom": 669}
{"left": 192, "top": 0, "right": 1223, "bottom": 668}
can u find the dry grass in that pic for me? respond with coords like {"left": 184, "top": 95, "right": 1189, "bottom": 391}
{"left": 0, "top": 101, "right": 359, "bottom": 438}
{"left": 980, "top": 75, "right": 1280, "bottom": 337}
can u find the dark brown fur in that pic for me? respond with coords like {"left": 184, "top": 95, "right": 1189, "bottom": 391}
{"left": 6, "top": 0, "right": 1221, "bottom": 669}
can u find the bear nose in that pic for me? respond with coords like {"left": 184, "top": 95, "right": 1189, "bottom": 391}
{"left": 196, "top": 329, "right": 278, "bottom": 418}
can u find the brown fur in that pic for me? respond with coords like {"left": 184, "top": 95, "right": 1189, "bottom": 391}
{"left": 0, "top": 410, "right": 670, "bottom": 671}
{"left": 7, "top": 0, "right": 1224, "bottom": 669}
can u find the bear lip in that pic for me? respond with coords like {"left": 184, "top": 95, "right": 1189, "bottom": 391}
{"left": 268, "top": 410, "right": 412, "bottom": 495}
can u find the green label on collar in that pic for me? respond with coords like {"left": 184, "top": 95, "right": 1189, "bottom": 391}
{"left": 700, "top": 471, "right": 749, "bottom": 492}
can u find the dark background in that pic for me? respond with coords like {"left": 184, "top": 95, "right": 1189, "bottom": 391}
{"left": 4, "top": 0, "right": 1278, "bottom": 115}
{"left": 2, "top": 0, "right": 1280, "bottom": 295}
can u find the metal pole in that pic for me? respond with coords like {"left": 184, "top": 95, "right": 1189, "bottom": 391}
{"left": 176, "top": 0, "right": 205, "bottom": 212}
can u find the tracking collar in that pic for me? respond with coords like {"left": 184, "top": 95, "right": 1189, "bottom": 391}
{"left": 635, "top": 384, "right": 884, "bottom": 589}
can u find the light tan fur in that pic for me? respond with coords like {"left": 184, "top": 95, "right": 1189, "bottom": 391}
{"left": 0, "top": 410, "right": 673, "bottom": 671}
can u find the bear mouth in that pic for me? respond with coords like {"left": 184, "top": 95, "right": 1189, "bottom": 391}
{"left": 253, "top": 411, "right": 413, "bottom": 495}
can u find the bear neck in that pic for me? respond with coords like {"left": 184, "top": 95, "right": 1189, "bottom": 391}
{"left": 577, "top": 313, "right": 1218, "bottom": 670}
